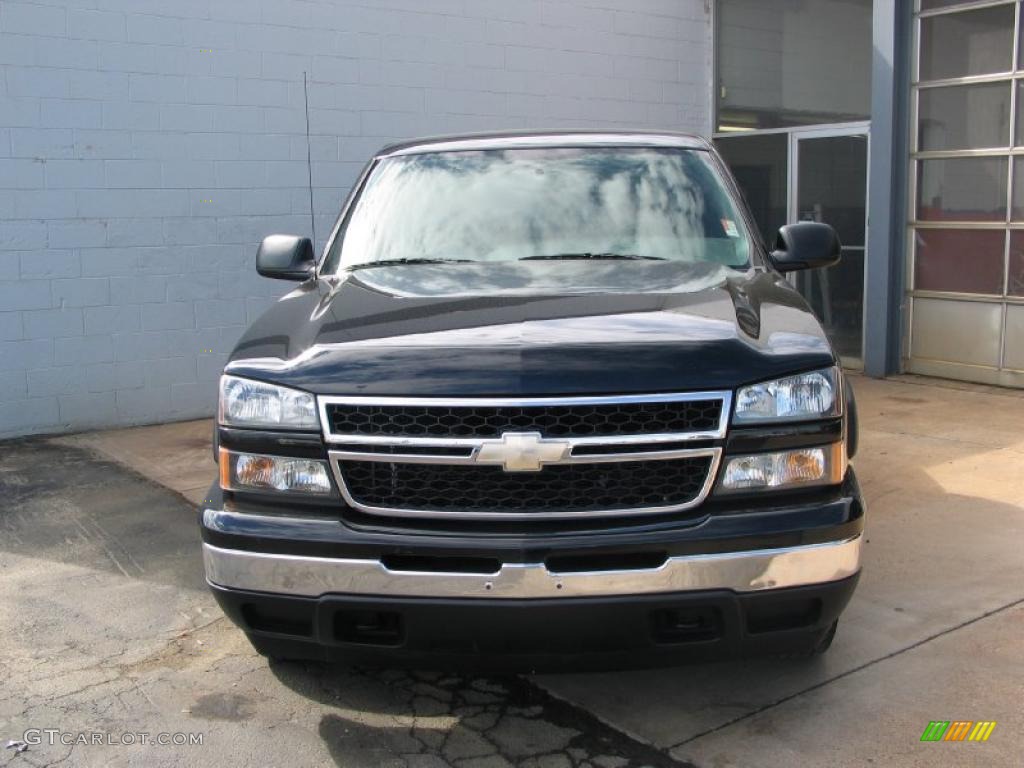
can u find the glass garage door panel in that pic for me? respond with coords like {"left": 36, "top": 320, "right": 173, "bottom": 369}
{"left": 914, "top": 228, "right": 1006, "bottom": 295}
{"left": 911, "top": 297, "right": 1002, "bottom": 368}
{"left": 916, "top": 157, "right": 1007, "bottom": 222}
{"left": 917, "top": 83, "right": 1011, "bottom": 151}
{"left": 919, "top": 4, "right": 1014, "bottom": 81}
{"left": 794, "top": 134, "right": 868, "bottom": 363}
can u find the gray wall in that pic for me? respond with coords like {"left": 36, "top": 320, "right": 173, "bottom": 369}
{"left": 0, "top": 0, "right": 712, "bottom": 438}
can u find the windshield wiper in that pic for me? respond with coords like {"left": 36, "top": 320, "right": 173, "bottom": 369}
{"left": 345, "top": 258, "right": 475, "bottom": 271}
{"left": 519, "top": 252, "right": 666, "bottom": 261}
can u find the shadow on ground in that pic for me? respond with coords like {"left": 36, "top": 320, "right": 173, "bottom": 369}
{"left": 0, "top": 438, "right": 205, "bottom": 591}
{"left": 270, "top": 663, "right": 685, "bottom": 768}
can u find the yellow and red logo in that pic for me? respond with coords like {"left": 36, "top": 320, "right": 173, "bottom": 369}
{"left": 920, "top": 721, "right": 996, "bottom": 742}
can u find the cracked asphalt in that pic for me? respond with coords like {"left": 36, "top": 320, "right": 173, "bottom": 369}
{"left": 1, "top": 375, "right": 1022, "bottom": 767}
{"left": 0, "top": 440, "right": 679, "bottom": 768}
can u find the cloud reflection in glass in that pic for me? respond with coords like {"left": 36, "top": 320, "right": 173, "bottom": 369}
{"left": 325, "top": 148, "right": 751, "bottom": 272}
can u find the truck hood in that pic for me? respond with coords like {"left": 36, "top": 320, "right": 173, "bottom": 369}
{"left": 226, "top": 260, "right": 836, "bottom": 395}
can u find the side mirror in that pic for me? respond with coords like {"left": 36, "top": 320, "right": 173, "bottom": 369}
{"left": 769, "top": 222, "right": 841, "bottom": 272}
{"left": 256, "top": 235, "right": 315, "bottom": 281}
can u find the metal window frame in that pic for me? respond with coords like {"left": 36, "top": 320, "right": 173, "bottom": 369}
{"left": 916, "top": 0, "right": 1015, "bottom": 20}
{"left": 906, "top": 0, "right": 1024, "bottom": 379}
{"left": 788, "top": 125, "right": 871, "bottom": 369}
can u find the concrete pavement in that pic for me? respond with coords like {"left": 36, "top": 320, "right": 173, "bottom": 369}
{"left": 536, "top": 375, "right": 1024, "bottom": 765}
{"left": 2, "top": 374, "right": 1021, "bottom": 767}
{"left": 0, "top": 439, "right": 676, "bottom": 768}
{"left": 56, "top": 419, "right": 214, "bottom": 507}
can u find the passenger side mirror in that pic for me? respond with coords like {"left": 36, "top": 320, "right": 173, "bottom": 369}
{"left": 769, "top": 223, "right": 841, "bottom": 272}
{"left": 256, "top": 235, "right": 315, "bottom": 281}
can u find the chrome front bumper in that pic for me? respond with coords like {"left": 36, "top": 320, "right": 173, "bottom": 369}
{"left": 203, "top": 534, "right": 862, "bottom": 600}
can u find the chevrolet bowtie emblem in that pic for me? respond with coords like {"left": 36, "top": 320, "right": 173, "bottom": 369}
{"left": 474, "top": 432, "right": 571, "bottom": 472}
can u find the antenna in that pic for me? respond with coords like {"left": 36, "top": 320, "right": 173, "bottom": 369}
{"left": 302, "top": 71, "right": 316, "bottom": 248}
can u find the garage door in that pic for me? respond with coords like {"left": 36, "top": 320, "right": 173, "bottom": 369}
{"left": 907, "top": 0, "right": 1024, "bottom": 387}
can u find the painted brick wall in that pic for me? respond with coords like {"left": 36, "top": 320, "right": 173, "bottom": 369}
{"left": 0, "top": 0, "right": 712, "bottom": 438}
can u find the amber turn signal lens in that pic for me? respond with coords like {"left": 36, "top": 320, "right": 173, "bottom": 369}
{"left": 218, "top": 446, "right": 231, "bottom": 490}
{"left": 219, "top": 447, "right": 331, "bottom": 494}
{"left": 718, "top": 442, "right": 845, "bottom": 492}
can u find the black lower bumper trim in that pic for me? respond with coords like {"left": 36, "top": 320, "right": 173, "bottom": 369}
{"left": 210, "top": 574, "right": 859, "bottom": 671}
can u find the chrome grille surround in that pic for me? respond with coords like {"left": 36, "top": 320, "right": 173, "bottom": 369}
{"left": 317, "top": 392, "right": 731, "bottom": 520}
{"left": 323, "top": 396, "right": 725, "bottom": 439}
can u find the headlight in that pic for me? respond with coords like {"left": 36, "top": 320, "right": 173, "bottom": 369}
{"left": 219, "top": 375, "right": 318, "bottom": 430}
{"left": 733, "top": 367, "right": 840, "bottom": 424}
{"left": 219, "top": 448, "right": 332, "bottom": 494}
{"left": 717, "top": 443, "right": 845, "bottom": 493}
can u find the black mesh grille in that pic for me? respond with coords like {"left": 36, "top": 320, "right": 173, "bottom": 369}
{"left": 340, "top": 456, "right": 713, "bottom": 514}
{"left": 327, "top": 400, "right": 722, "bottom": 438}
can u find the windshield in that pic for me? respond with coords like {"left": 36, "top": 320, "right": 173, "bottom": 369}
{"left": 323, "top": 147, "right": 752, "bottom": 272}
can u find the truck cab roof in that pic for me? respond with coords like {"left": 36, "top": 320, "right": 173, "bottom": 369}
{"left": 377, "top": 130, "right": 712, "bottom": 157}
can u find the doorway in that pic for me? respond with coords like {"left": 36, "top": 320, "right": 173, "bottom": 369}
{"left": 790, "top": 128, "right": 869, "bottom": 366}
{"left": 716, "top": 125, "right": 870, "bottom": 366}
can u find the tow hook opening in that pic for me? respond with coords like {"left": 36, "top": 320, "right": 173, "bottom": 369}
{"left": 746, "top": 597, "right": 822, "bottom": 634}
{"left": 650, "top": 606, "right": 722, "bottom": 644}
{"left": 241, "top": 602, "right": 314, "bottom": 638}
{"left": 334, "top": 609, "right": 404, "bottom": 646}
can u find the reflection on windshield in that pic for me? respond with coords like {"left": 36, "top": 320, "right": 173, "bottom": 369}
{"left": 324, "top": 147, "right": 751, "bottom": 272}
{"left": 351, "top": 260, "right": 733, "bottom": 298}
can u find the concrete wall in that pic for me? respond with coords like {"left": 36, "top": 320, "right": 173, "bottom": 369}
{"left": 0, "top": 0, "right": 712, "bottom": 438}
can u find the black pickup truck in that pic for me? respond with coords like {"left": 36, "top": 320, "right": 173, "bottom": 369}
{"left": 202, "top": 131, "right": 864, "bottom": 669}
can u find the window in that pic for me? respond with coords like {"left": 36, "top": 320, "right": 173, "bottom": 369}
{"left": 715, "top": 0, "right": 872, "bottom": 131}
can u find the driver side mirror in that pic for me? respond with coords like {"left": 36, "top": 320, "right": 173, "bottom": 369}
{"left": 769, "top": 222, "right": 841, "bottom": 273}
{"left": 256, "top": 235, "right": 315, "bottom": 281}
